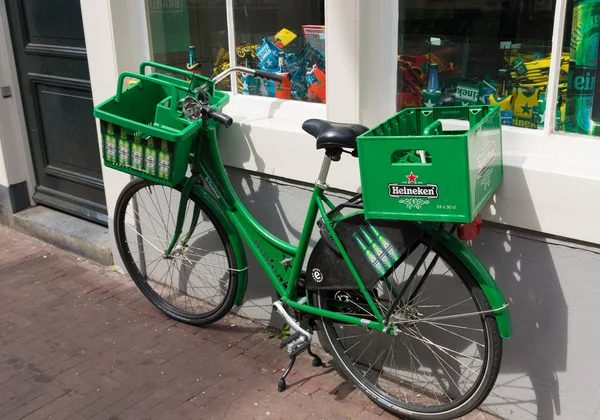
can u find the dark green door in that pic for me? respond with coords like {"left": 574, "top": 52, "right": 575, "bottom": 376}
{"left": 6, "top": 0, "right": 107, "bottom": 225}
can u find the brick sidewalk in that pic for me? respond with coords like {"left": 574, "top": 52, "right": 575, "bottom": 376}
{"left": 0, "top": 226, "right": 496, "bottom": 420}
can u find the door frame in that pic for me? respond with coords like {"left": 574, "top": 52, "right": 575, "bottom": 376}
{"left": 3, "top": 0, "right": 108, "bottom": 226}
{"left": 0, "top": 1, "right": 36, "bottom": 217}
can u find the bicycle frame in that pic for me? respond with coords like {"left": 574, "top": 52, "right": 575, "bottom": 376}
{"left": 160, "top": 122, "right": 513, "bottom": 339}
{"left": 161, "top": 124, "right": 394, "bottom": 332}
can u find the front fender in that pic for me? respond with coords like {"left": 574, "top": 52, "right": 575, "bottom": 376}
{"left": 192, "top": 185, "right": 248, "bottom": 306}
{"left": 436, "top": 231, "right": 513, "bottom": 339}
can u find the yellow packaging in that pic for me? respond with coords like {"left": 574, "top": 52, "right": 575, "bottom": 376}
{"left": 274, "top": 28, "right": 297, "bottom": 47}
{"left": 489, "top": 94, "right": 513, "bottom": 110}
{"left": 512, "top": 87, "right": 540, "bottom": 129}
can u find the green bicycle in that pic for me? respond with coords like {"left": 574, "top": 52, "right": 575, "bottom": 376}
{"left": 95, "top": 61, "right": 512, "bottom": 420}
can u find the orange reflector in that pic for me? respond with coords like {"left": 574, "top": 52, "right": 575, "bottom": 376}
{"left": 458, "top": 214, "right": 482, "bottom": 241}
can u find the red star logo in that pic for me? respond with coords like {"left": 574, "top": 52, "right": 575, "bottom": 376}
{"left": 406, "top": 172, "right": 418, "bottom": 183}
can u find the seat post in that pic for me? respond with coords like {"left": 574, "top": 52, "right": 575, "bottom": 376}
{"left": 315, "top": 155, "right": 332, "bottom": 189}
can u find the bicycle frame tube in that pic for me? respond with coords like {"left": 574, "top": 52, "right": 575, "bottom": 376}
{"left": 173, "top": 126, "right": 391, "bottom": 331}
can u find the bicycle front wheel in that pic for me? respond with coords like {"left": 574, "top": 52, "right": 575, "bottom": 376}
{"left": 314, "top": 231, "right": 502, "bottom": 420}
{"left": 114, "top": 179, "right": 238, "bottom": 326}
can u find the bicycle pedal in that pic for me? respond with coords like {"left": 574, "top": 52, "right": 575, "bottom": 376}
{"left": 286, "top": 336, "right": 310, "bottom": 356}
{"left": 279, "top": 331, "right": 301, "bottom": 349}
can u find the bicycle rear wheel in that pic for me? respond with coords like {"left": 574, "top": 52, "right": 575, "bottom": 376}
{"left": 114, "top": 179, "right": 238, "bottom": 326}
{"left": 314, "top": 230, "right": 501, "bottom": 420}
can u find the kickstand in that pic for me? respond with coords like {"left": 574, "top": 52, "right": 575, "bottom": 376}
{"left": 278, "top": 355, "right": 297, "bottom": 392}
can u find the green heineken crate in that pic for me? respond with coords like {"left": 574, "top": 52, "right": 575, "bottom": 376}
{"left": 357, "top": 105, "right": 503, "bottom": 223}
{"left": 93, "top": 61, "right": 228, "bottom": 187}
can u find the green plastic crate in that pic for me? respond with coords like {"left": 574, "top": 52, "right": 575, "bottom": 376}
{"left": 357, "top": 105, "right": 503, "bottom": 223}
{"left": 93, "top": 61, "right": 229, "bottom": 187}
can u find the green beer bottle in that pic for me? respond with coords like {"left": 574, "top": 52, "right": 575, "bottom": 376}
{"left": 144, "top": 137, "right": 157, "bottom": 176}
{"left": 105, "top": 123, "right": 117, "bottom": 164}
{"left": 118, "top": 128, "right": 130, "bottom": 166}
{"left": 131, "top": 134, "right": 144, "bottom": 171}
{"left": 564, "top": 0, "right": 600, "bottom": 134}
{"left": 359, "top": 226, "right": 392, "bottom": 270}
{"left": 158, "top": 140, "right": 171, "bottom": 181}
{"left": 352, "top": 233, "right": 386, "bottom": 277}
{"left": 367, "top": 221, "right": 401, "bottom": 263}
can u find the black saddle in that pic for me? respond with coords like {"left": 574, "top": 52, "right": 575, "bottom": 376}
{"left": 302, "top": 119, "right": 369, "bottom": 154}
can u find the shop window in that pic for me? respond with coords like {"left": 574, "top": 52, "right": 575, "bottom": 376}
{"left": 146, "top": 0, "right": 230, "bottom": 87}
{"left": 233, "top": 0, "right": 325, "bottom": 103}
{"left": 145, "top": 0, "right": 325, "bottom": 103}
{"left": 397, "top": 1, "right": 558, "bottom": 131}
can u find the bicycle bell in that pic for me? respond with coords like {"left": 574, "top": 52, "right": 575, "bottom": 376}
{"left": 180, "top": 95, "right": 202, "bottom": 121}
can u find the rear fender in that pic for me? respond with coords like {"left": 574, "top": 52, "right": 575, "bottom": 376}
{"left": 434, "top": 230, "right": 513, "bottom": 339}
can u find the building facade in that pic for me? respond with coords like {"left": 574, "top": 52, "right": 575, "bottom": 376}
{"left": 1, "top": 0, "right": 599, "bottom": 418}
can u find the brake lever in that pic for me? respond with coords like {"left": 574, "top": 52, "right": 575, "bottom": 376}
{"left": 194, "top": 87, "right": 210, "bottom": 105}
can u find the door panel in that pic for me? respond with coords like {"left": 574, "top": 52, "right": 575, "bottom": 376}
{"left": 6, "top": 0, "right": 107, "bottom": 225}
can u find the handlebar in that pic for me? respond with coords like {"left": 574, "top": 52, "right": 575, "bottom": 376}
{"left": 212, "top": 66, "right": 284, "bottom": 84}
{"left": 177, "top": 65, "right": 284, "bottom": 127}
{"left": 206, "top": 107, "right": 233, "bottom": 128}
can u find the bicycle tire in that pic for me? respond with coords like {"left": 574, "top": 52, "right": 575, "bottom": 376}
{"left": 313, "top": 228, "right": 502, "bottom": 419}
{"left": 114, "top": 178, "right": 238, "bottom": 326}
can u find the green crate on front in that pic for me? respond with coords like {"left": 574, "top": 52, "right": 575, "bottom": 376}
{"left": 357, "top": 105, "right": 503, "bottom": 223}
{"left": 93, "top": 61, "right": 229, "bottom": 187}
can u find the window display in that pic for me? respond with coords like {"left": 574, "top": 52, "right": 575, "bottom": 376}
{"left": 145, "top": 0, "right": 325, "bottom": 103}
{"left": 233, "top": 0, "right": 325, "bottom": 103}
{"left": 397, "top": 1, "right": 560, "bottom": 131}
{"left": 562, "top": 0, "right": 600, "bottom": 136}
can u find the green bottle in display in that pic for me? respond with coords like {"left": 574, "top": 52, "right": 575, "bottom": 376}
{"left": 131, "top": 135, "right": 144, "bottom": 171}
{"left": 105, "top": 123, "right": 117, "bottom": 163}
{"left": 158, "top": 140, "right": 171, "bottom": 181}
{"left": 367, "top": 221, "right": 400, "bottom": 263}
{"left": 352, "top": 233, "right": 386, "bottom": 277}
{"left": 144, "top": 137, "right": 157, "bottom": 176}
{"left": 359, "top": 226, "right": 392, "bottom": 270}
{"left": 118, "top": 128, "right": 130, "bottom": 166}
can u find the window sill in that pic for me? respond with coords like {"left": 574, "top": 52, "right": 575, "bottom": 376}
{"left": 219, "top": 99, "right": 600, "bottom": 244}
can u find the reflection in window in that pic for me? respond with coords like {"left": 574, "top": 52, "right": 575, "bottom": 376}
{"left": 397, "top": 1, "right": 560, "bottom": 131}
{"left": 234, "top": 0, "right": 326, "bottom": 103}
{"left": 147, "top": 1, "right": 230, "bottom": 87}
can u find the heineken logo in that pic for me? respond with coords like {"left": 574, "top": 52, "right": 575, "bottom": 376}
{"left": 388, "top": 184, "right": 439, "bottom": 199}
{"left": 106, "top": 142, "right": 116, "bottom": 156}
{"left": 456, "top": 86, "right": 479, "bottom": 102}
{"left": 477, "top": 143, "right": 496, "bottom": 179}
{"left": 132, "top": 151, "right": 143, "bottom": 164}
{"left": 568, "top": 65, "right": 596, "bottom": 96}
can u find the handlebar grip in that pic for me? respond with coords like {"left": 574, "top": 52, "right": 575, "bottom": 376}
{"left": 207, "top": 108, "right": 233, "bottom": 128}
{"left": 254, "top": 70, "right": 284, "bottom": 83}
